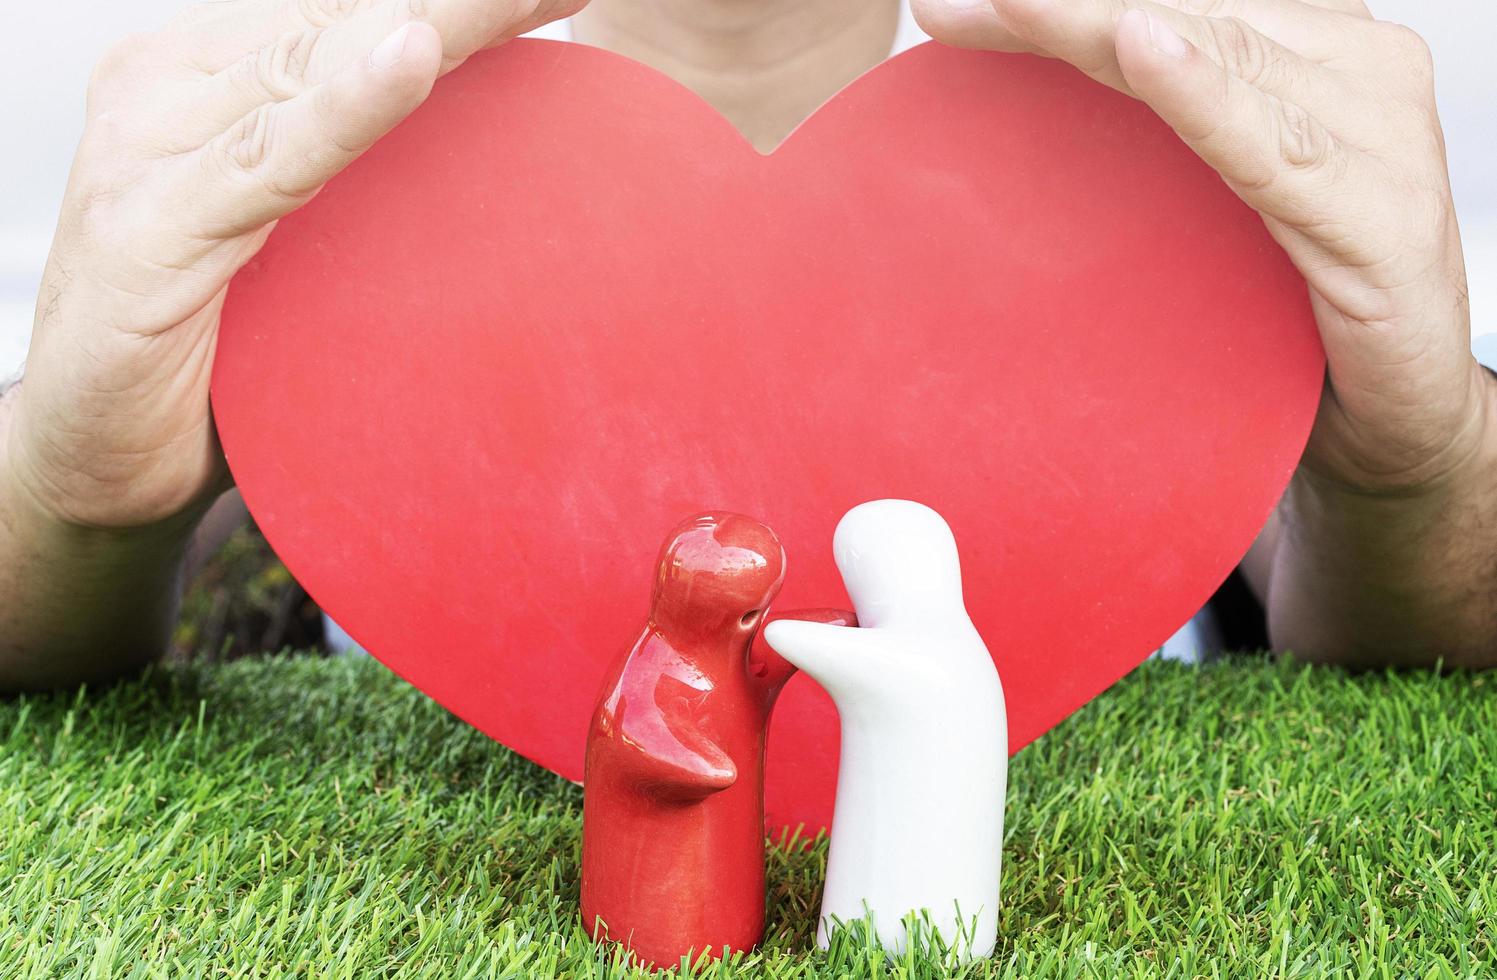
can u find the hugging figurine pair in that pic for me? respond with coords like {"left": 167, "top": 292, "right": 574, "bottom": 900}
{"left": 580, "top": 500, "right": 1008, "bottom": 968}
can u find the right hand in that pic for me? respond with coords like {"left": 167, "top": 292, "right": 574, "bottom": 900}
{"left": 9, "top": 0, "right": 582, "bottom": 533}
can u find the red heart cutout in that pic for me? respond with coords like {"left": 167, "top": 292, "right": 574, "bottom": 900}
{"left": 213, "top": 39, "right": 1322, "bottom": 832}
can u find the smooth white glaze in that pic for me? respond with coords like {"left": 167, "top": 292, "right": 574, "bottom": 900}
{"left": 765, "top": 499, "right": 1007, "bottom": 960}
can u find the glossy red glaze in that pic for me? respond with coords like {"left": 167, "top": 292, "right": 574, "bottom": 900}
{"left": 580, "top": 513, "right": 852, "bottom": 968}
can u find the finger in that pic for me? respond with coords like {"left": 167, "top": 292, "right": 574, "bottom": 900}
{"left": 1114, "top": 9, "right": 1349, "bottom": 228}
{"left": 275, "top": 0, "right": 583, "bottom": 80}
{"left": 170, "top": 0, "right": 393, "bottom": 70}
{"left": 175, "top": 21, "right": 443, "bottom": 241}
{"left": 989, "top": 0, "right": 1352, "bottom": 97}
{"left": 1296, "top": 0, "right": 1370, "bottom": 15}
{"left": 1191, "top": 0, "right": 1371, "bottom": 20}
{"left": 750, "top": 608, "right": 857, "bottom": 690}
{"left": 175, "top": 0, "right": 578, "bottom": 73}
{"left": 1161, "top": 0, "right": 1373, "bottom": 45}
{"left": 183, "top": 0, "right": 580, "bottom": 136}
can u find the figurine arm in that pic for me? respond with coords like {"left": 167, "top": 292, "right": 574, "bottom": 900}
{"left": 609, "top": 691, "right": 738, "bottom": 803}
{"left": 749, "top": 609, "right": 856, "bottom": 698}
{"left": 761, "top": 619, "right": 899, "bottom": 700}
{"left": 627, "top": 746, "right": 737, "bottom": 803}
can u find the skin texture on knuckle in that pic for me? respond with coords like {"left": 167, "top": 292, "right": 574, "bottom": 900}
{"left": 1273, "top": 99, "right": 1337, "bottom": 175}
{"left": 1173, "top": 0, "right": 1254, "bottom": 23}
{"left": 296, "top": 0, "right": 368, "bottom": 29}
{"left": 227, "top": 104, "right": 279, "bottom": 174}
{"left": 250, "top": 28, "right": 324, "bottom": 102}
{"left": 218, "top": 104, "right": 311, "bottom": 207}
{"left": 1203, "top": 17, "right": 1291, "bottom": 93}
{"left": 217, "top": 94, "right": 346, "bottom": 216}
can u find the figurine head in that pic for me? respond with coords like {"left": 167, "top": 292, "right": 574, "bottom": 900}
{"left": 831, "top": 499, "right": 965, "bottom": 628}
{"left": 650, "top": 513, "right": 787, "bottom": 642}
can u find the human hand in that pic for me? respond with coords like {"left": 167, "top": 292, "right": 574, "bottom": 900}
{"left": 915, "top": 0, "right": 1484, "bottom": 496}
{"left": 9, "top": 0, "right": 582, "bottom": 533}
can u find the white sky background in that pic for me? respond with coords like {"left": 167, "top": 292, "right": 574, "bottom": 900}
{"left": 0, "top": 1, "right": 1493, "bottom": 374}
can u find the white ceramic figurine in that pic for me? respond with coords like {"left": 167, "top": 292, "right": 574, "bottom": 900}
{"left": 764, "top": 499, "right": 1007, "bottom": 960}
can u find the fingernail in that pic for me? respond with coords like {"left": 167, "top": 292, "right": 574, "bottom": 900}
{"left": 1145, "top": 11, "right": 1189, "bottom": 58}
{"left": 369, "top": 23, "right": 412, "bottom": 71}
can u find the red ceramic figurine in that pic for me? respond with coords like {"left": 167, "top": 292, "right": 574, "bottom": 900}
{"left": 581, "top": 512, "right": 852, "bottom": 968}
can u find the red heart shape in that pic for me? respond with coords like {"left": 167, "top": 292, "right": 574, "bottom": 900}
{"left": 213, "top": 39, "right": 1322, "bottom": 832}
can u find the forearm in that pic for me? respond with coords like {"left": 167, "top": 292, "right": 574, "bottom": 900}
{"left": 1266, "top": 371, "right": 1497, "bottom": 668}
{"left": 0, "top": 383, "right": 199, "bottom": 690}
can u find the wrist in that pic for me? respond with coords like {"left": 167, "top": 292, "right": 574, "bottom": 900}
{"left": 1281, "top": 358, "right": 1497, "bottom": 581}
{"left": 0, "top": 379, "right": 204, "bottom": 689}
{"left": 0, "top": 471, "right": 200, "bottom": 593}
{"left": 1271, "top": 362, "right": 1497, "bottom": 666}
{"left": 3, "top": 366, "right": 224, "bottom": 539}
{"left": 1301, "top": 356, "right": 1496, "bottom": 504}
{"left": 1, "top": 382, "right": 208, "bottom": 558}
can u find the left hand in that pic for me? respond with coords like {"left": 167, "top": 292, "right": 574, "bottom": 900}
{"left": 914, "top": 0, "right": 1485, "bottom": 497}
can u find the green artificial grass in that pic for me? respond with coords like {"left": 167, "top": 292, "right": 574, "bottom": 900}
{"left": 2, "top": 655, "right": 1493, "bottom": 978}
